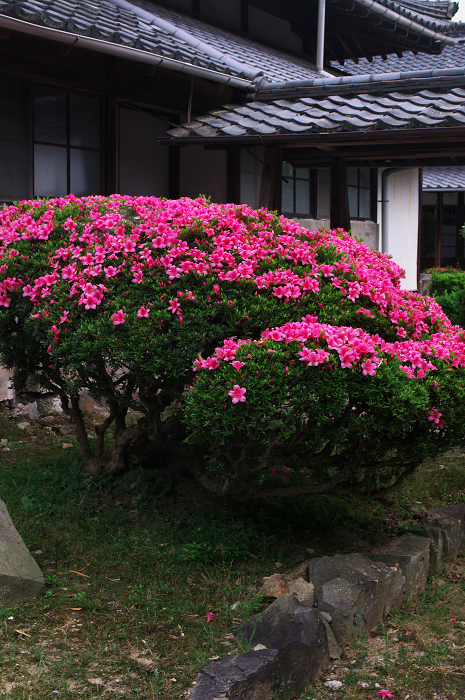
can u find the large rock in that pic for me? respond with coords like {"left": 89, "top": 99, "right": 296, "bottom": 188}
{"left": 237, "top": 595, "right": 329, "bottom": 697}
{"left": 0, "top": 500, "right": 45, "bottom": 607}
{"left": 368, "top": 534, "right": 430, "bottom": 600}
{"left": 309, "top": 553, "right": 405, "bottom": 644}
{"left": 419, "top": 505, "right": 465, "bottom": 572}
{"left": 189, "top": 649, "right": 279, "bottom": 700}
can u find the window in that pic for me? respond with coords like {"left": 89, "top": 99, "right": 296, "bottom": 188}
{"left": 33, "top": 88, "right": 102, "bottom": 198}
{"left": 281, "top": 162, "right": 316, "bottom": 217}
{"left": 347, "top": 167, "right": 375, "bottom": 220}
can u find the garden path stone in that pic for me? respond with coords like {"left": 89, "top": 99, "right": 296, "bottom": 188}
{"left": 0, "top": 500, "right": 45, "bottom": 607}
{"left": 237, "top": 594, "right": 329, "bottom": 697}
{"left": 189, "top": 649, "right": 278, "bottom": 700}
{"left": 368, "top": 534, "right": 430, "bottom": 599}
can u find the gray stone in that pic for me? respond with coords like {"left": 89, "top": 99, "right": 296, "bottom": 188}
{"left": 19, "top": 401, "right": 39, "bottom": 420}
{"left": 283, "top": 561, "right": 309, "bottom": 584}
{"left": 368, "top": 534, "right": 430, "bottom": 600}
{"left": 0, "top": 500, "right": 45, "bottom": 608}
{"left": 238, "top": 595, "right": 329, "bottom": 697}
{"left": 287, "top": 577, "right": 314, "bottom": 607}
{"left": 318, "top": 612, "right": 342, "bottom": 660}
{"left": 17, "top": 422, "right": 30, "bottom": 430}
{"left": 309, "top": 553, "right": 405, "bottom": 634}
{"left": 189, "top": 649, "right": 278, "bottom": 700}
{"left": 420, "top": 505, "right": 465, "bottom": 571}
{"left": 313, "top": 577, "right": 361, "bottom": 645}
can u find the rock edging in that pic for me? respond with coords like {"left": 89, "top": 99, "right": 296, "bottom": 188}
{"left": 189, "top": 504, "right": 465, "bottom": 699}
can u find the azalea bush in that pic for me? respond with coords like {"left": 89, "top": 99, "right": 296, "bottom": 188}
{"left": 1, "top": 194, "right": 465, "bottom": 500}
{"left": 428, "top": 267, "right": 465, "bottom": 327}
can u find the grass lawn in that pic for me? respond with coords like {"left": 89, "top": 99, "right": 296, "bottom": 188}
{"left": 1, "top": 404, "right": 465, "bottom": 699}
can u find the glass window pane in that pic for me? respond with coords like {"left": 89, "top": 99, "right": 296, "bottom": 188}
{"left": 295, "top": 167, "right": 310, "bottom": 179}
{"left": 34, "top": 90, "right": 67, "bottom": 145}
{"left": 282, "top": 161, "right": 293, "bottom": 177}
{"left": 347, "top": 167, "right": 358, "bottom": 186}
{"left": 70, "top": 95, "right": 101, "bottom": 149}
{"left": 281, "top": 179, "right": 294, "bottom": 213}
{"left": 295, "top": 179, "right": 310, "bottom": 214}
{"left": 348, "top": 186, "right": 358, "bottom": 218}
{"left": 359, "top": 167, "right": 371, "bottom": 187}
{"left": 70, "top": 149, "right": 101, "bottom": 196}
{"left": 359, "top": 187, "right": 371, "bottom": 219}
{"left": 34, "top": 144, "right": 67, "bottom": 197}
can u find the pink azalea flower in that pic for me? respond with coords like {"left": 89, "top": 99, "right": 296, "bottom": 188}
{"left": 449, "top": 617, "right": 457, "bottom": 622}
{"left": 231, "top": 360, "right": 245, "bottom": 372}
{"left": 137, "top": 306, "right": 149, "bottom": 318}
{"left": 168, "top": 299, "right": 180, "bottom": 314}
{"left": 205, "top": 612, "right": 218, "bottom": 622}
{"left": 378, "top": 692, "right": 394, "bottom": 699}
{"left": 228, "top": 385, "right": 246, "bottom": 404}
{"left": 111, "top": 309, "right": 126, "bottom": 325}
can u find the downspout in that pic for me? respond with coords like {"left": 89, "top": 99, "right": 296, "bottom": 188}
{"left": 316, "top": 0, "right": 326, "bottom": 74}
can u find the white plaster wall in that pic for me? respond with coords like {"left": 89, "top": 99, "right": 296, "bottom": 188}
{"left": 180, "top": 147, "right": 227, "bottom": 203}
{"left": 380, "top": 167, "right": 420, "bottom": 291}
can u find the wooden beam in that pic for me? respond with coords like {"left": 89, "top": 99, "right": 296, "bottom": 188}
{"left": 330, "top": 158, "right": 350, "bottom": 231}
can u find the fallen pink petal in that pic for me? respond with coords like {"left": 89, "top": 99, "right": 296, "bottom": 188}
{"left": 378, "top": 691, "right": 394, "bottom": 699}
{"left": 205, "top": 612, "right": 218, "bottom": 622}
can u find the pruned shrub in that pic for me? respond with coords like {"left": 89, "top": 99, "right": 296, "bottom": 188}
{"left": 428, "top": 267, "right": 465, "bottom": 327}
{"left": 1, "top": 194, "right": 465, "bottom": 500}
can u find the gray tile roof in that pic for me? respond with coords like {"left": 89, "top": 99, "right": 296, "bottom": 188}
{"left": 335, "top": 36, "right": 465, "bottom": 74}
{"left": 130, "top": 1, "right": 324, "bottom": 83}
{"left": 166, "top": 84, "right": 465, "bottom": 139}
{"left": 0, "top": 0, "right": 323, "bottom": 84}
{"left": 423, "top": 165, "right": 465, "bottom": 189}
{"left": 393, "top": 0, "right": 457, "bottom": 21}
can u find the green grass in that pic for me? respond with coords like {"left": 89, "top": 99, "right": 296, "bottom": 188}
{"left": 1, "top": 408, "right": 465, "bottom": 699}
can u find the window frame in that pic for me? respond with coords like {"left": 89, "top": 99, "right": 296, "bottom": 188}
{"left": 281, "top": 162, "right": 317, "bottom": 218}
{"left": 347, "top": 167, "right": 377, "bottom": 221}
{"left": 33, "top": 85, "right": 103, "bottom": 198}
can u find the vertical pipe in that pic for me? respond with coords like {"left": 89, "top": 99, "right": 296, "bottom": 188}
{"left": 316, "top": 0, "right": 326, "bottom": 74}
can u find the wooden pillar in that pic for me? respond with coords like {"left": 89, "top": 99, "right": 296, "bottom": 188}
{"left": 258, "top": 147, "right": 282, "bottom": 211}
{"left": 435, "top": 192, "right": 442, "bottom": 267}
{"left": 457, "top": 191, "right": 464, "bottom": 269}
{"left": 103, "top": 95, "right": 117, "bottom": 195}
{"left": 330, "top": 157, "right": 350, "bottom": 231}
{"left": 226, "top": 149, "right": 240, "bottom": 204}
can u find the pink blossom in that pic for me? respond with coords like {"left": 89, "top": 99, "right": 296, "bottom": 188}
{"left": 378, "top": 692, "right": 394, "bottom": 700}
{"left": 205, "top": 612, "right": 218, "bottom": 622}
{"left": 137, "top": 306, "right": 149, "bottom": 318}
{"left": 231, "top": 360, "right": 245, "bottom": 372}
{"left": 228, "top": 385, "right": 246, "bottom": 404}
{"left": 427, "top": 407, "right": 442, "bottom": 424}
{"left": 168, "top": 299, "right": 180, "bottom": 314}
{"left": 111, "top": 309, "right": 126, "bottom": 325}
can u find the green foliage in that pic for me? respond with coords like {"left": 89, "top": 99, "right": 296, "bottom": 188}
{"left": 428, "top": 267, "right": 465, "bottom": 327}
{"left": 178, "top": 515, "right": 259, "bottom": 563}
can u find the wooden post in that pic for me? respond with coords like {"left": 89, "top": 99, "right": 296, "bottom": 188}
{"left": 258, "top": 147, "right": 282, "bottom": 211}
{"left": 330, "top": 157, "right": 350, "bottom": 231}
{"left": 226, "top": 149, "right": 240, "bottom": 204}
{"left": 435, "top": 192, "right": 442, "bottom": 267}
